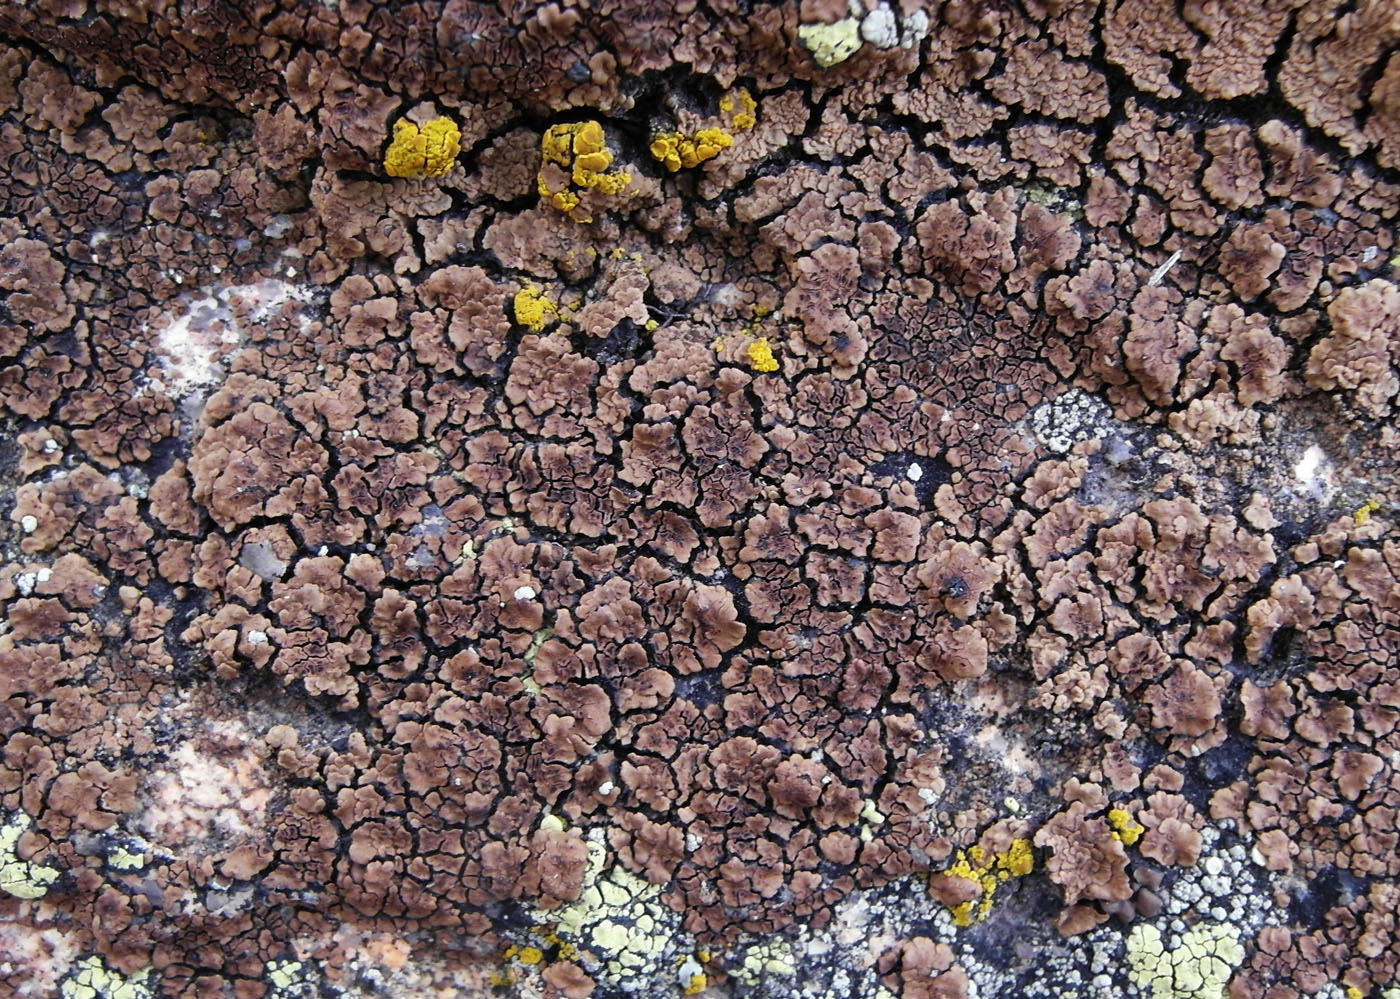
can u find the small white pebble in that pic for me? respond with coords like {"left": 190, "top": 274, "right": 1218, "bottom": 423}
{"left": 906, "top": 463, "right": 923, "bottom": 482}
{"left": 597, "top": 780, "right": 615, "bottom": 796}
{"left": 19, "top": 515, "right": 38, "bottom": 533}
{"left": 513, "top": 585, "right": 537, "bottom": 600}
{"left": 247, "top": 630, "right": 268, "bottom": 646}
{"left": 35, "top": 568, "right": 51, "bottom": 583}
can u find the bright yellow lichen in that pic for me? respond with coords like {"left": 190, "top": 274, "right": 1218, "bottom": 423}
{"left": 650, "top": 90, "right": 755, "bottom": 173}
{"left": 937, "top": 838, "right": 1034, "bottom": 926}
{"left": 538, "top": 121, "right": 632, "bottom": 220}
{"left": 1354, "top": 497, "right": 1381, "bottom": 526}
{"left": 513, "top": 284, "right": 557, "bottom": 332}
{"left": 1109, "top": 807, "right": 1146, "bottom": 846}
{"left": 383, "top": 117, "right": 461, "bottom": 178}
{"left": 747, "top": 337, "right": 779, "bottom": 373}
{"left": 725, "top": 89, "right": 758, "bottom": 130}
{"left": 650, "top": 129, "right": 734, "bottom": 172}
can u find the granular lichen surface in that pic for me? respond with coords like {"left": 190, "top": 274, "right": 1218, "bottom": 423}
{"left": 1, "top": 2, "right": 1399, "bottom": 998}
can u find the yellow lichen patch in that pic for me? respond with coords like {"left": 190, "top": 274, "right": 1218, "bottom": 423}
{"left": 383, "top": 117, "right": 461, "bottom": 179}
{"left": 1, "top": 811, "right": 60, "bottom": 900}
{"left": 651, "top": 90, "right": 755, "bottom": 172}
{"left": 1109, "top": 807, "right": 1146, "bottom": 846}
{"left": 677, "top": 953, "right": 709, "bottom": 995}
{"left": 724, "top": 88, "right": 758, "bottom": 130}
{"left": 1354, "top": 497, "right": 1381, "bottom": 526}
{"left": 538, "top": 121, "right": 632, "bottom": 220}
{"left": 747, "top": 337, "right": 779, "bottom": 373}
{"left": 1126, "top": 922, "right": 1244, "bottom": 999}
{"left": 650, "top": 129, "right": 734, "bottom": 172}
{"left": 514, "top": 284, "right": 557, "bottom": 332}
{"left": 60, "top": 956, "right": 153, "bottom": 999}
{"left": 935, "top": 838, "right": 1034, "bottom": 926}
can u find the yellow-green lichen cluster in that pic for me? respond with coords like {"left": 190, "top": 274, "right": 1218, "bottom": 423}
{"left": 383, "top": 116, "right": 461, "bottom": 178}
{"left": 936, "top": 838, "right": 1035, "bottom": 926}
{"left": 265, "top": 959, "right": 318, "bottom": 999}
{"left": 531, "top": 826, "right": 697, "bottom": 992}
{"left": 1126, "top": 922, "right": 1245, "bottom": 999}
{"left": 538, "top": 121, "right": 632, "bottom": 221}
{"left": 730, "top": 939, "right": 796, "bottom": 984}
{"left": 60, "top": 957, "right": 154, "bottom": 999}
{"left": 798, "top": 18, "right": 862, "bottom": 68}
{"left": 0, "top": 811, "right": 59, "bottom": 899}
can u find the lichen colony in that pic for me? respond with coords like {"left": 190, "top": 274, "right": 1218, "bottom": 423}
{"left": 2, "top": 1, "right": 1400, "bottom": 998}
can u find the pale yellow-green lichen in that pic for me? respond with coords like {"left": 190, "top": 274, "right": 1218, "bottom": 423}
{"left": 107, "top": 844, "right": 146, "bottom": 871}
{"left": 265, "top": 959, "right": 317, "bottom": 999}
{"left": 798, "top": 18, "right": 862, "bottom": 67}
{"left": 733, "top": 940, "right": 796, "bottom": 983}
{"left": 383, "top": 117, "right": 461, "bottom": 178}
{"left": 1, "top": 811, "right": 60, "bottom": 899}
{"left": 61, "top": 957, "right": 154, "bottom": 999}
{"left": 535, "top": 828, "right": 689, "bottom": 988}
{"left": 1126, "top": 922, "right": 1244, "bottom": 999}
{"left": 267, "top": 961, "right": 302, "bottom": 991}
{"left": 1354, "top": 497, "right": 1381, "bottom": 526}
